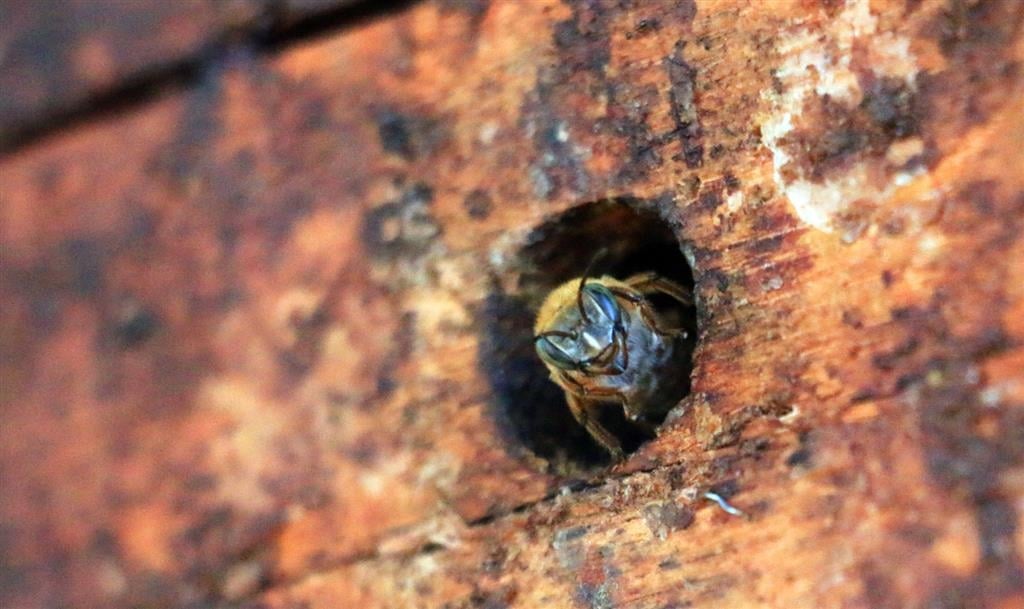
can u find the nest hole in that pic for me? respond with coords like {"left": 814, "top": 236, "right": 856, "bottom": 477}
{"left": 480, "top": 198, "right": 697, "bottom": 476}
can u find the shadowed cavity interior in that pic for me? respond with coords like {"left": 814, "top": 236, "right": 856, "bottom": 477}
{"left": 479, "top": 198, "right": 697, "bottom": 476}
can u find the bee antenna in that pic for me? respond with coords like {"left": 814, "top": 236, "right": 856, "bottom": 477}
{"left": 576, "top": 248, "right": 607, "bottom": 323}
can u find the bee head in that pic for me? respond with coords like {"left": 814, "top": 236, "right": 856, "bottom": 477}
{"left": 535, "top": 281, "right": 624, "bottom": 373}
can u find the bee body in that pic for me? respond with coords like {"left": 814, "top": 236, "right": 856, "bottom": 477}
{"left": 534, "top": 272, "right": 692, "bottom": 459}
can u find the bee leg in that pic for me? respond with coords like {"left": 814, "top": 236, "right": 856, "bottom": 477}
{"left": 622, "top": 272, "right": 693, "bottom": 306}
{"left": 621, "top": 398, "right": 658, "bottom": 434}
{"left": 557, "top": 372, "right": 624, "bottom": 400}
{"left": 566, "top": 393, "right": 625, "bottom": 461}
{"left": 608, "top": 286, "right": 683, "bottom": 338}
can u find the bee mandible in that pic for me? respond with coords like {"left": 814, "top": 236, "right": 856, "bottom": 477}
{"left": 534, "top": 267, "right": 693, "bottom": 460}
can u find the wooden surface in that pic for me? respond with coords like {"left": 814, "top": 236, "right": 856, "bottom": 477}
{"left": 1, "top": 1, "right": 1023, "bottom": 608}
{"left": 0, "top": 0, "right": 370, "bottom": 149}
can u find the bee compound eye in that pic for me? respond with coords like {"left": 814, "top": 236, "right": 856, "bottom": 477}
{"left": 582, "top": 283, "right": 620, "bottom": 325}
{"left": 535, "top": 335, "right": 578, "bottom": 370}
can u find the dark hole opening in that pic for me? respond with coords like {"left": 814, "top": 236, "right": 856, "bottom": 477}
{"left": 479, "top": 198, "right": 697, "bottom": 476}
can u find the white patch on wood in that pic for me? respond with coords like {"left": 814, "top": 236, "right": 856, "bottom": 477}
{"left": 758, "top": 0, "right": 922, "bottom": 233}
{"left": 725, "top": 189, "right": 745, "bottom": 213}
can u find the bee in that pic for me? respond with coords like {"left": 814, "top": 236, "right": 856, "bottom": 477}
{"left": 534, "top": 268, "right": 693, "bottom": 460}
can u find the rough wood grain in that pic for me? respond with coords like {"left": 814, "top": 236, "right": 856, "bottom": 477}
{"left": 1, "top": 1, "right": 1022, "bottom": 608}
{"left": 0, "top": 0, "right": 372, "bottom": 149}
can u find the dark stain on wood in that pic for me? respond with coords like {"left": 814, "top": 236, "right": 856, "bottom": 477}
{"left": 663, "top": 41, "right": 704, "bottom": 169}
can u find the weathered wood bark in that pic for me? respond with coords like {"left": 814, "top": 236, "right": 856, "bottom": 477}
{"left": 0, "top": 0, "right": 372, "bottom": 149}
{"left": 1, "top": 1, "right": 1022, "bottom": 608}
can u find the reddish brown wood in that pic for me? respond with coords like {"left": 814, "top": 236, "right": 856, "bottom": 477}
{"left": 0, "top": 0, "right": 369, "bottom": 148}
{"left": 1, "top": 1, "right": 1022, "bottom": 608}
